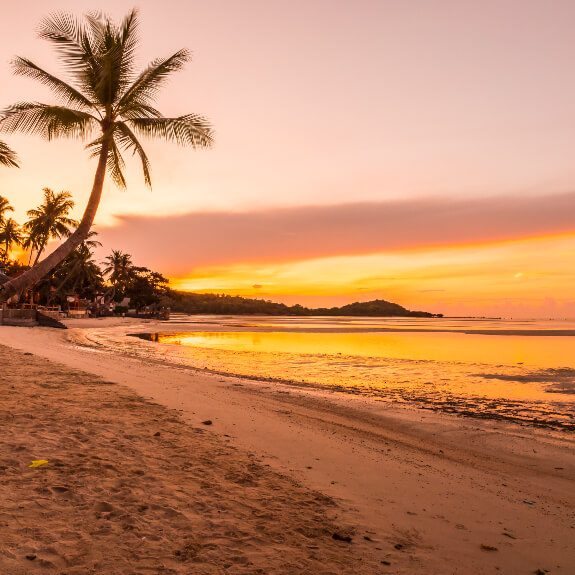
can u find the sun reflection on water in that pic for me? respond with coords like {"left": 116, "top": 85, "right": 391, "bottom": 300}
{"left": 82, "top": 317, "right": 575, "bottom": 431}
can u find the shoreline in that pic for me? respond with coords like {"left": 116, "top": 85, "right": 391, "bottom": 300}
{"left": 1, "top": 318, "right": 574, "bottom": 573}
{"left": 88, "top": 321, "right": 575, "bottom": 432}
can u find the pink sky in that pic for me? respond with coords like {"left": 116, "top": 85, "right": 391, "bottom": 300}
{"left": 1, "top": 1, "right": 575, "bottom": 317}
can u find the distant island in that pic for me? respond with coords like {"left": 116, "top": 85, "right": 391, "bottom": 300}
{"left": 163, "top": 291, "right": 442, "bottom": 318}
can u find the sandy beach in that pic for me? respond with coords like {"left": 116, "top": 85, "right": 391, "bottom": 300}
{"left": 1, "top": 318, "right": 574, "bottom": 574}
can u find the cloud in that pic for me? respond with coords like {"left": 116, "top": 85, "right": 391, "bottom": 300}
{"left": 97, "top": 192, "right": 575, "bottom": 275}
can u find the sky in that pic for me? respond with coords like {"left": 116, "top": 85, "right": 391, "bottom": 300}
{"left": 1, "top": 0, "right": 575, "bottom": 317}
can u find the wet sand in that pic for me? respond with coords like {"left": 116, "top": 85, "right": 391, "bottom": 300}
{"left": 1, "top": 318, "right": 574, "bottom": 574}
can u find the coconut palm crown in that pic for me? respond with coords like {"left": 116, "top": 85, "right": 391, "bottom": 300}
{"left": 24, "top": 188, "right": 77, "bottom": 265}
{"left": 0, "top": 218, "right": 23, "bottom": 262}
{"left": 0, "top": 195, "right": 15, "bottom": 226}
{"left": 0, "top": 9, "right": 213, "bottom": 300}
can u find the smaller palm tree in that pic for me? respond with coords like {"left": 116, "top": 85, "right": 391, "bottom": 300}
{"left": 0, "top": 195, "right": 14, "bottom": 226}
{"left": 0, "top": 218, "right": 23, "bottom": 262}
{"left": 58, "top": 243, "right": 103, "bottom": 295}
{"left": 103, "top": 249, "right": 133, "bottom": 301}
{"left": 23, "top": 188, "right": 78, "bottom": 265}
{"left": 0, "top": 140, "right": 19, "bottom": 167}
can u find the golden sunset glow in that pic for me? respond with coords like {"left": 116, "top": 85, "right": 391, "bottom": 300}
{"left": 2, "top": 1, "right": 575, "bottom": 318}
{"left": 169, "top": 233, "right": 575, "bottom": 317}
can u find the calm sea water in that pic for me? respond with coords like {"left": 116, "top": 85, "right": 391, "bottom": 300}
{"left": 86, "top": 315, "right": 575, "bottom": 431}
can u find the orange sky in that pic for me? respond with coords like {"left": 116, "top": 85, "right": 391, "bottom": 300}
{"left": 1, "top": 1, "right": 575, "bottom": 317}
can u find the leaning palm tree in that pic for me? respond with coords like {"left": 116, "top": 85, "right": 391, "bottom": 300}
{"left": 0, "top": 218, "right": 23, "bottom": 262}
{"left": 0, "top": 140, "right": 19, "bottom": 167}
{"left": 0, "top": 9, "right": 212, "bottom": 301}
{"left": 23, "top": 188, "right": 77, "bottom": 265}
{"left": 0, "top": 195, "right": 15, "bottom": 226}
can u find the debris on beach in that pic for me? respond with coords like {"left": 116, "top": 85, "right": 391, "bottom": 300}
{"left": 28, "top": 459, "right": 49, "bottom": 468}
{"left": 332, "top": 532, "right": 353, "bottom": 543}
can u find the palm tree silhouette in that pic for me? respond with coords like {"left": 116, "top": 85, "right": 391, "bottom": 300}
{"left": 103, "top": 249, "right": 133, "bottom": 301}
{"left": 0, "top": 9, "right": 212, "bottom": 300}
{"left": 0, "top": 195, "right": 15, "bottom": 226}
{"left": 0, "top": 218, "right": 23, "bottom": 262}
{"left": 48, "top": 240, "right": 104, "bottom": 304}
{"left": 23, "top": 188, "right": 77, "bottom": 265}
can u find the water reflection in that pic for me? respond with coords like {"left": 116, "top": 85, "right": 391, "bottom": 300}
{"left": 127, "top": 327, "right": 575, "bottom": 431}
{"left": 136, "top": 330, "right": 575, "bottom": 369}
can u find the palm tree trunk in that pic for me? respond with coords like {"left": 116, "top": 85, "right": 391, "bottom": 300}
{"left": 0, "top": 140, "right": 110, "bottom": 302}
{"left": 33, "top": 236, "right": 47, "bottom": 266}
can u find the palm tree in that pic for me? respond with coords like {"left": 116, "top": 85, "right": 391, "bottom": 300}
{"left": 46, "top": 241, "right": 104, "bottom": 304}
{"left": 65, "top": 244, "right": 104, "bottom": 294}
{"left": 103, "top": 249, "right": 132, "bottom": 301}
{"left": 0, "top": 218, "right": 23, "bottom": 262}
{"left": 0, "top": 140, "right": 19, "bottom": 167}
{"left": 23, "top": 188, "right": 77, "bottom": 265}
{"left": 81, "top": 229, "right": 102, "bottom": 251}
{"left": 0, "top": 9, "right": 213, "bottom": 301}
{"left": 48, "top": 230, "right": 102, "bottom": 299}
{"left": 0, "top": 195, "right": 15, "bottom": 226}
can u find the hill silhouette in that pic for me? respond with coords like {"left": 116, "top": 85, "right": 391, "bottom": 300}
{"left": 163, "top": 292, "right": 441, "bottom": 318}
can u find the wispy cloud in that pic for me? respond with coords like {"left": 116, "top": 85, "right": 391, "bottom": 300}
{"left": 98, "top": 192, "right": 575, "bottom": 275}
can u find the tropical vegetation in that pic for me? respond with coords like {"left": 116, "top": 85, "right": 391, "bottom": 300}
{"left": 0, "top": 8, "right": 213, "bottom": 302}
{"left": 0, "top": 195, "right": 438, "bottom": 315}
{"left": 23, "top": 188, "right": 77, "bottom": 265}
{"left": 0, "top": 218, "right": 23, "bottom": 262}
{"left": 163, "top": 292, "right": 441, "bottom": 317}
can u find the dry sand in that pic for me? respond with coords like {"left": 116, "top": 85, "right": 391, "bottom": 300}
{"left": 0, "top": 345, "right": 370, "bottom": 574}
{"left": 1, "top": 318, "right": 574, "bottom": 574}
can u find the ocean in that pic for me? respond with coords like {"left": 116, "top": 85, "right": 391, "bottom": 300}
{"left": 83, "top": 315, "right": 575, "bottom": 431}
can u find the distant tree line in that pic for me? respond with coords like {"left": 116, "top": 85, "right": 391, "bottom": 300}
{"left": 0, "top": 192, "right": 169, "bottom": 311}
{"left": 161, "top": 292, "right": 441, "bottom": 318}
{"left": 1, "top": 192, "right": 440, "bottom": 317}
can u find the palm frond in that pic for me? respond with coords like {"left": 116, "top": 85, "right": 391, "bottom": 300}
{"left": 37, "top": 12, "right": 93, "bottom": 72}
{"left": 12, "top": 57, "right": 96, "bottom": 112}
{"left": 83, "top": 229, "right": 102, "bottom": 249}
{"left": 130, "top": 114, "right": 213, "bottom": 149}
{"left": 84, "top": 11, "right": 105, "bottom": 41}
{"left": 116, "top": 9, "right": 140, "bottom": 95}
{"left": 0, "top": 140, "right": 20, "bottom": 167}
{"left": 1, "top": 102, "right": 99, "bottom": 140}
{"left": 120, "top": 103, "right": 163, "bottom": 121}
{"left": 118, "top": 49, "right": 190, "bottom": 111}
{"left": 106, "top": 139, "right": 127, "bottom": 190}
{"left": 87, "top": 10, "right": 139, "bottom": 108}
{"left": 116, "top": 122, "right": 151, "bottom": 187}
